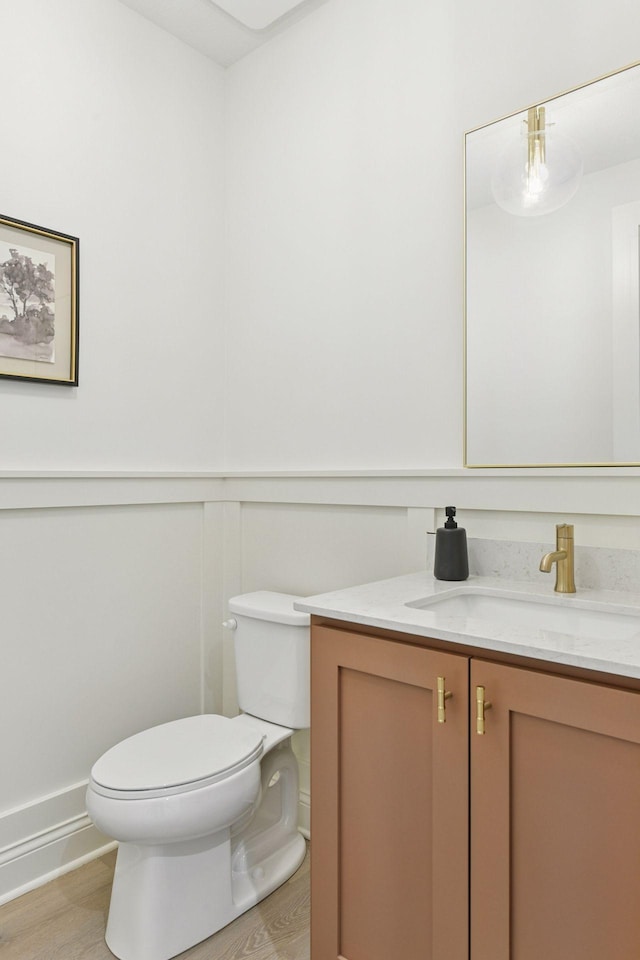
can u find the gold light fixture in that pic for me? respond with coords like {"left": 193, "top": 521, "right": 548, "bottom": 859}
{"left": 491, "top": 105, "right": 583, "bottom": 216}
{"left": 525, "top": 106, "right": 546, "bottom": 203}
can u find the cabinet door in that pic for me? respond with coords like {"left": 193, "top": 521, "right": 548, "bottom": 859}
{"left": 471, "top": 659, "right": 640, "bottom": 960}
{"left": 311, "top": 625, "right": 469, "bottom": 960}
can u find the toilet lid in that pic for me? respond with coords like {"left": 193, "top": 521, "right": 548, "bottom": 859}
{"left": 90, "top": 716, "right": 264, "bottom": 796}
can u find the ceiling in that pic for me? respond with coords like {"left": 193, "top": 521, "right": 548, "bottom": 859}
{"left": 212, "top": 0, "right": 314, "bottom": 30}
{"left": 117, "top": 0, "right": 329, "bottom": 67}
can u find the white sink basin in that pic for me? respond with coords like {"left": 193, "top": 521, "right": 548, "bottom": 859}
{"left": 406, "top": 589, "right": 640, "bottom": 641}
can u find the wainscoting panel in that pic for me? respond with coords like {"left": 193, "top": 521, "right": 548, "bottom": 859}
{"left": 3, "top": 470, "right": 640, "bottom": 903}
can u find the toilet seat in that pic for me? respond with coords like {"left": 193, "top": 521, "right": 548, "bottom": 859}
{"left": 90, "top": 715, "right": 264, "bottom": 800}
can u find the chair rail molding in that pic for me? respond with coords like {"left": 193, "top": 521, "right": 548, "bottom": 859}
{"left": 2, "top": 469, "right": 640, "bottom": 515}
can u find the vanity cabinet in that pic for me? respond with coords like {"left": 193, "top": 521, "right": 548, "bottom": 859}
{"left": 471, "top": 657, "right": 640, "bottom": 960}
{"left": 311, "top": 622, "right": 640, "bottom": 960}
{"left": 311, "top": 624, "right": 469, "bottom": 960}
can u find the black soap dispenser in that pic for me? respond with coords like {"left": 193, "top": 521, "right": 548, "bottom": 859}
{"left": 434, "top": 506, "right": 469, "bottom": 581}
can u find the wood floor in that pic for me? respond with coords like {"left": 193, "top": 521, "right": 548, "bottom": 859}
{"left": 0, "top": 846, "right": 310, "bottom": 960}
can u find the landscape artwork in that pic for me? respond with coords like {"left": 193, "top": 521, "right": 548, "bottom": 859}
{"left": 0, "top": 240, "right": 56, "bottom": 363}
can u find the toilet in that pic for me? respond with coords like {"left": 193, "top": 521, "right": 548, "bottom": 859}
{"left": 86, "top": 592, "right": 310, "bottom": 960}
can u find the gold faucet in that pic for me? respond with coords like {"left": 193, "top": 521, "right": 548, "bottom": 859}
{"left": 539, "top": 523, "right": 576, "bottom": 593}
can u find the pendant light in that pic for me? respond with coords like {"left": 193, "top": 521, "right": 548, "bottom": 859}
{"left": 491, "top": 106, "right": 583, "bottom": 216}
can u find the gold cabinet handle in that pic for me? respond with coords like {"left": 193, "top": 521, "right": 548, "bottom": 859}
{"left": 437, "top": 676, "right": 453, "bottom": 723}
{"left": 476, "top": 685, "right": 492, "bottom": 735}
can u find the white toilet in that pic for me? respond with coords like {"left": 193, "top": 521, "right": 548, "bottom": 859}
{"left": 86, "top": 592, "right": 310, "bottom": 960}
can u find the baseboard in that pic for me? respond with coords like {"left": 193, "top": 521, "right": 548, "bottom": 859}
{"left": 298, "top": 789, "right": 310, "bottom": 840}
{"left": 0, "top": 781, "right": 114, "bottom": 906}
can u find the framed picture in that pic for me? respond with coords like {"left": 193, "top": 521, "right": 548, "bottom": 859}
{"left": 0, "top": 214, "right": 79, "bottom": 386}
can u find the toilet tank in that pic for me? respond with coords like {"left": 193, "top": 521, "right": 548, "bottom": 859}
{"left": 227, "top": 592, "right": 310, "bottom": 729}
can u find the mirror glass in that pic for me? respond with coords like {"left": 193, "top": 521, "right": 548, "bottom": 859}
{"left": 465, "top": 61, "right": 640, "bottom": 466}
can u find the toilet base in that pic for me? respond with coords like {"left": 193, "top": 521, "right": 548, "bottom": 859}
{"left": 106, "top": 831, "right": 235, "bottom": 960}
{"left": 104, "top": 740, "right": 305, "bottom": 960}
{"left": 233, "top": 828, "right": 306, "bottom": 916}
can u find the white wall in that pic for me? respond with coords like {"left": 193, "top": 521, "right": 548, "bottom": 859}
{"left": 0, "top": 493, "right": 215, "bottom": 903}
{"left": 0, "top": 0, "right": 226, "bottom": 470}
{"left": 224, "top": 0, "right": 640, "bottom": 471}
{"left": 3, "top": 503, "right": 205, "bottom": 811}
{"left": 453, "top": 0, "right": 640, "bottom": 135}
{"left": 224, "top": 0, "right": 460, "bottom": 469}
{"left": 0, "top": 0, "right": 227, "bottom": 903}
{"left": 225, "top": 499, "right": 431, "bottom": 712}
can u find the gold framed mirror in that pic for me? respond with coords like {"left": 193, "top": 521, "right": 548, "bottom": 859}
{"left": 464, "top": 61, "right": 640, "bottom": 467}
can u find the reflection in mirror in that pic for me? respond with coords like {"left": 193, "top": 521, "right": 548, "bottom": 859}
{"left": 465, "top": 61, "right": 640, "bottom": 467}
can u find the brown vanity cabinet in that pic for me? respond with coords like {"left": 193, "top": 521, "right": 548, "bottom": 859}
{"left": 471, "top": 657, "right": 640, "bottom": 960}
{"left": 311, "top": 623, "right": 469, "bottom": 960}
{"left": 311, "top": 621, "right": 640, "bottom": 960}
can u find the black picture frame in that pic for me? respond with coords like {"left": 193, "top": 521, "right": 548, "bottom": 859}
{"left": 0, "top": 214, "right": 79, "bottom": 386}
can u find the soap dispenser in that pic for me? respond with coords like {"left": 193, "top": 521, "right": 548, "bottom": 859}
{"left": 434, "top": 506, "right": 469, "bottom": 581}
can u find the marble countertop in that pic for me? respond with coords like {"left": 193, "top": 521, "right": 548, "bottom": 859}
{"left": 294, "top": 572, "right": 640, "bottom": 679}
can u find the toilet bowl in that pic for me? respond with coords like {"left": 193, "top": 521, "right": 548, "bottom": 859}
{"left": 86, "top": 592, "right": 310, "bottom": 960}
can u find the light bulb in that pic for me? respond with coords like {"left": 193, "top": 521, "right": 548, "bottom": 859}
{"left": 491, "top": 107, "right": 583, "bottom": 216}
